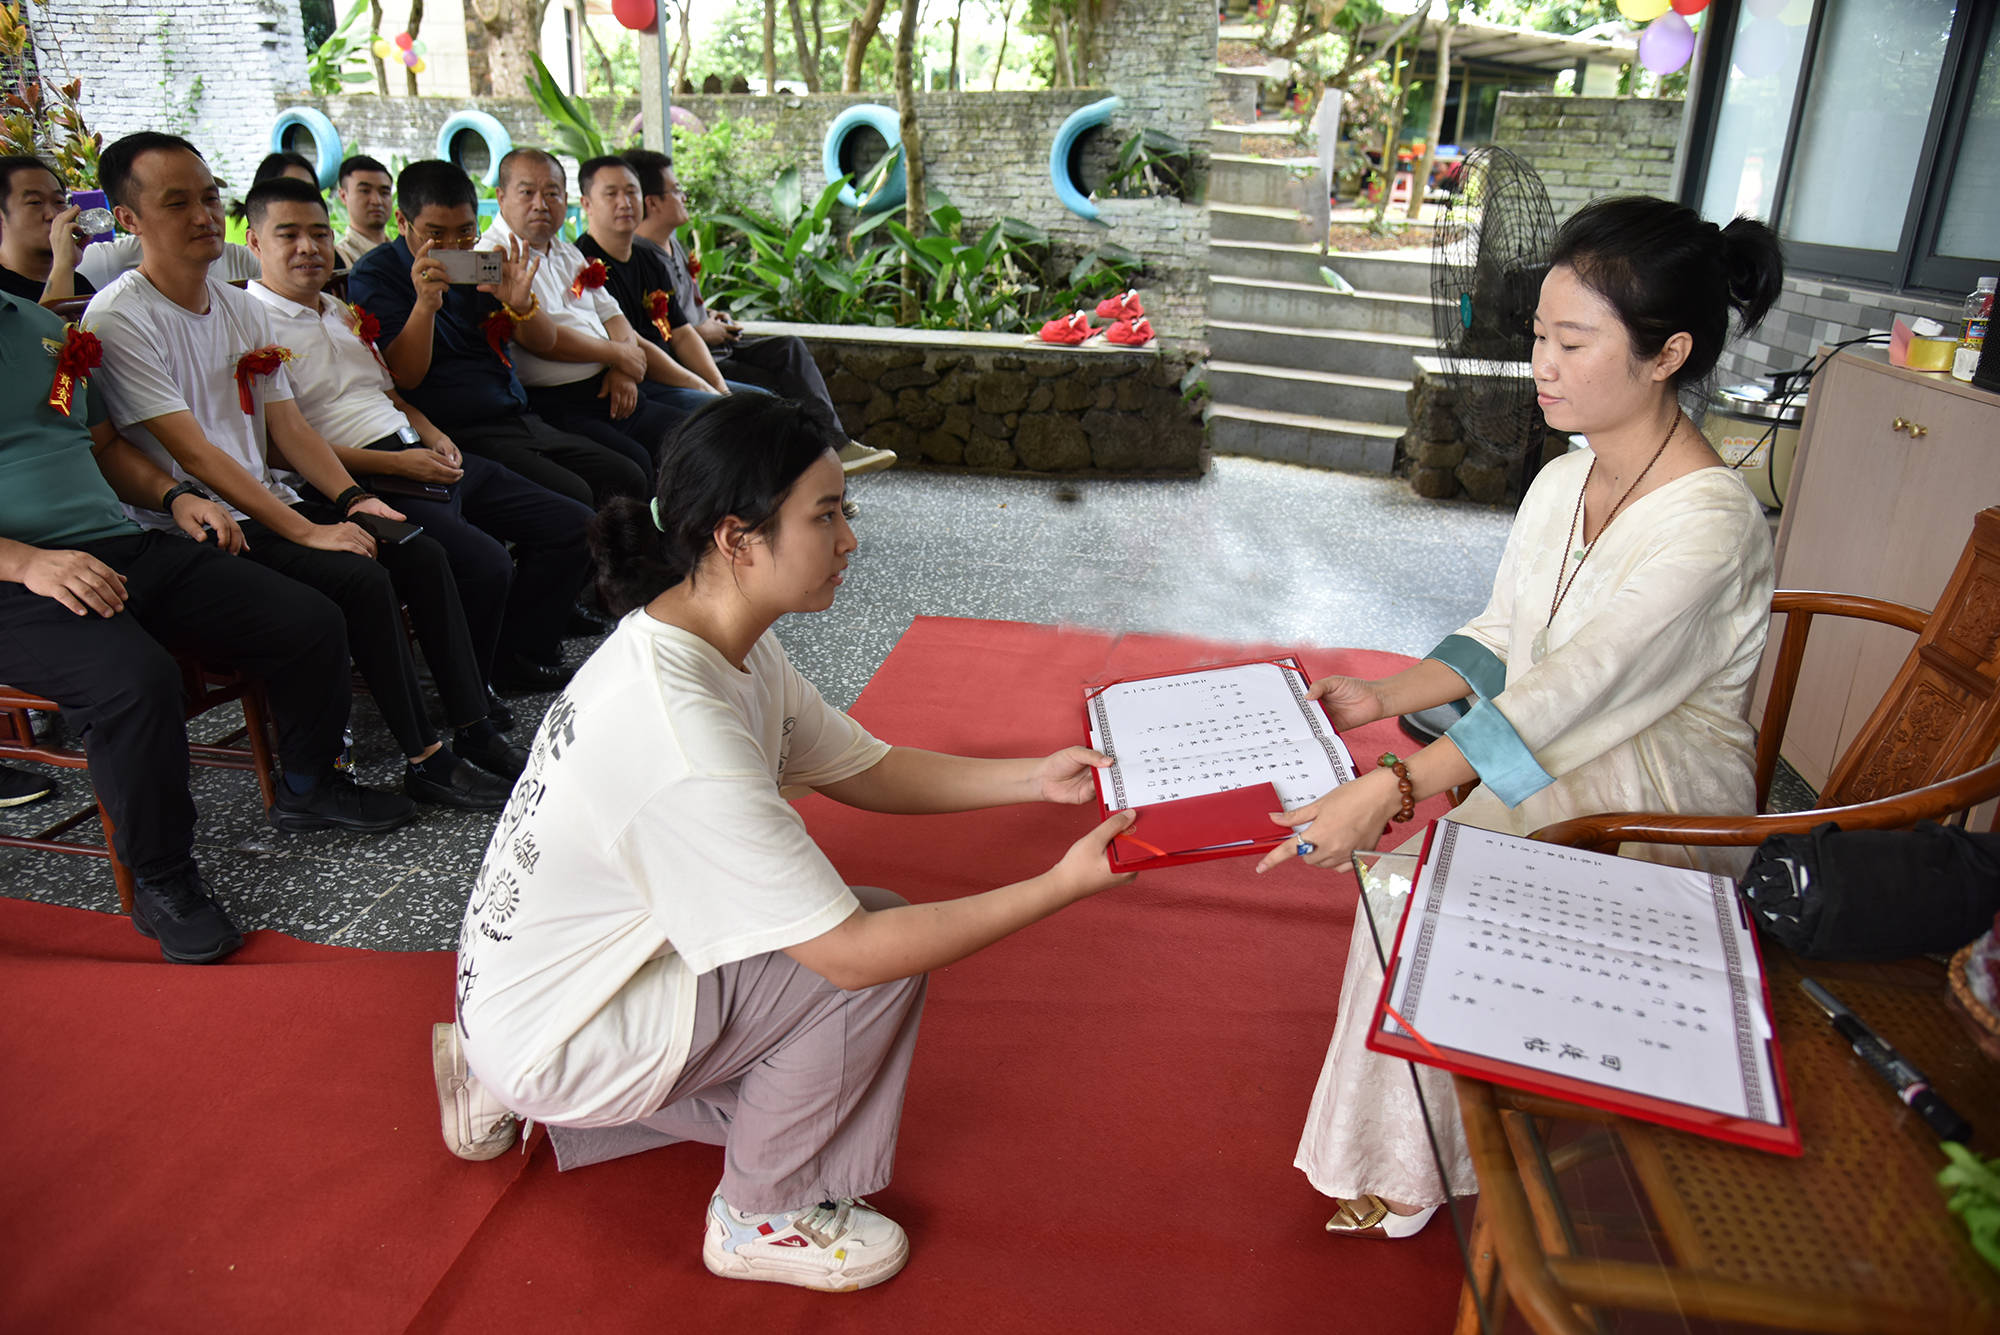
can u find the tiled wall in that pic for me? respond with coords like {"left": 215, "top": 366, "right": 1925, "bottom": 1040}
{"left": 1715, "top": 274, "right": 1961, "bottom": 385}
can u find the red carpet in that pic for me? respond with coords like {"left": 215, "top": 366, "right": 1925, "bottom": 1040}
{"left": 1, "top": 617, "right": 1464, "bottom": 1332}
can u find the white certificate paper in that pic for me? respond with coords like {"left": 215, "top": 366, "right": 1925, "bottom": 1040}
{"left": 1381, "top": 820, "right": 1782, "bottom": 1127}
{"left": 1085, "top": 659, "right": 1357, "bottom": 813}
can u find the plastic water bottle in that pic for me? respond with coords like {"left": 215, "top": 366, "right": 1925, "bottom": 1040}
{"left": 1954, "top": 275, "right": 1995, "bottom": 382}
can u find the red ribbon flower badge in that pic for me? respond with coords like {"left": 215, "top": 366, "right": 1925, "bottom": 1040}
{"left": 570, "top": 258, "right": 608, "bottom": 299}
{"left": 233, "top": 345, "right": 294, "bottom": 415}
{"left": 482, "top": 309, "right": 516, "bottom": 368}
{"left": 349, "top": 303, "right": 382, "bottom": 347}
{"left": 48, "top": 323, "right": 103, "bottom": 418}
{"left": 644, "top": 288, "right": 675, "bottom": 343}
{"left": 686, "top": 255, "right": 701, "bottom": 280}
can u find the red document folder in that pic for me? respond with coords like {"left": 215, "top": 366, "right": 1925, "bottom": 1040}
{"left": 1364, "top": 821, "right": 1802, "bottom": 1157}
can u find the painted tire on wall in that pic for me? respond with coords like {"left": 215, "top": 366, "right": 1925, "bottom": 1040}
{"left": 437, "top": 111, "right": 514, "bottom": 189}
{"left": 1050, "top": 95, "right": 1121, "bottom": 222}
{"left": 821, "top": 103, "right": 903, "bottom": 211}
{"left": 270, "top": 107, "right": 343, "bottom": 191}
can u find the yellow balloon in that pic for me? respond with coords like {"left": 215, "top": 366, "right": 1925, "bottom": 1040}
{"left": 370, "top": 37, "right": 392, "bottom": 59}
{"left": 411, "top": 57, "right": 427, "bottom": 74}
{"left": 1616, "top": 0, "right": 1671, "bottom": 20}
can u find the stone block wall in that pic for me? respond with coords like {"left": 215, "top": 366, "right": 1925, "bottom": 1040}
{"left": 26, "top": 0, "right": 307, "bottom": 196}
{"left": 1402, "top": 359, "right": 1567, "bottom": 505}
{"left": 290, "top": 92, "right": 640, "bottom": 180}
{"left": 765, "top": 325, "right": 1206, "bottom": 476}
{"left": 1716, "top": 274, "right": 1961, "bottom": 385}
{"left": 1492, "top": 94, "right": 1682, "bottom": 222}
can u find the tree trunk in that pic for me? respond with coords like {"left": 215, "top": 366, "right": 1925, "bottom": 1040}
{"left": 895, "top": 0, "right": 924, "bottom": 323}
{"left": 675, "top": 1, "right": 693, "bottom": 92}
{"left": 989, "top": 0, "right": 1015, "bottom": 90}
{"left": 1371, "top": 15, "right": 1423, "bottom": 230}
{"left": 1407, "top": 17, "right": 1452, "bottom": 221}
{"left": 787, "top": 0, "right": 819, "bottom": 92}
{"left": 469, "top": 0, "right": 551, "bottom": 96}
{"left": 763, "top": 0, "right": 778, "bottom": 93}
{"left": 404, "top": 0, "right": 426, "bottom": 95}
{"left": 946, "top": 0, "right": 963, "bottom": 91}
{"left": 844, "top": 0, "right": 887, "bottom": 92}
{"left": 1049, "top": 12, "right": 1073, "bottom": 88}
{"left": 370, "top": 0, "right": 390, "bottom": 94}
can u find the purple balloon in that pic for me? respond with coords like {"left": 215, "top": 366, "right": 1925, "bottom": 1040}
{"left": 1731, "top": 17, "right": 1787, "bottom": 78}
{"left": 1639, "top": 11, "right": 1696, "bottom": 74}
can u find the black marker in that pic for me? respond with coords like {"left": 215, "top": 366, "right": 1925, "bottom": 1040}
{"left": 1801, "top": 977, "right": 1971, "bottom": 1143}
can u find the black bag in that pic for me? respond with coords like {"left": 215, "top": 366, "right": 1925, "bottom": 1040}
{"left": 1738, "top": 821, "right": 2000, "bottom": 961}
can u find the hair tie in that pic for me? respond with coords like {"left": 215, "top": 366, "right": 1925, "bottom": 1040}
{"left": 649, "top": 496, "right": 667, "bottom": 532}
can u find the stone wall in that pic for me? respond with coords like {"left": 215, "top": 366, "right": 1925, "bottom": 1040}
{"left": 1716, "top": 274, "right": 1961, "bottom": 385}
{"left": 26, "top": 0, "right": 307, "bottom": 196}
{"left": 760, "top": 324, "right": 1206, "bottom": 476}
{"left": 1402, "top": 358, "right": 1567, "bottom": 505}
{"left": 1492, "top": 93, "right": 1681, "bottom": 222}
{"left": 289, "top": 92, "right": 641, "bottom": 182}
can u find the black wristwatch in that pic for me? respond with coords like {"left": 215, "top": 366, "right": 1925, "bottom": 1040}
{"left": 331, "top": 483, "right": 373, "bottom": 515}
{"left": 160, "top": 479, "right": 212, "bottom": 512}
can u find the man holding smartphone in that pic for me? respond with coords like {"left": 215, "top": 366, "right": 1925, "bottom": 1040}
{"left": 84, "top": 132, "right": 520, "bottom": 805}
{"left": 245, "top": 175, "right": 592, "bottom": 698}
{"left": 350, "top": 160, "right": 647, "bottom": 508}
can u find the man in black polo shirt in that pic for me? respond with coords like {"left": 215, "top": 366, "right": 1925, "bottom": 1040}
{"left": 0, "top": 286, "right": 413, "bottom": 963}
{"left": 0, "top": 155, "right": 94, "bottom": 303}
{"left": 349, "top": 160, "right": 646, "bottom": 508}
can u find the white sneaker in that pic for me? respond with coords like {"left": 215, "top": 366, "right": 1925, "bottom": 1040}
{"left": 701, "top": 1191, "right": 910, "bottom": 1291}
{"left": 838, "top": 441, "right": 897, "bottom": 475}
{"left": 431, "top": 1021, "right": 521, "bottom": 1161}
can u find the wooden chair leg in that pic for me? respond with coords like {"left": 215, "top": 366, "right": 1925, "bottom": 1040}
{"left": 98, "top": 800, "right": 135, "bottom": 914}
{"left": 1455, "top": 1196, "right": 1508, "bottom": 1335}
{"left": 239, "top": 686, "right": 279, "bottom": 811}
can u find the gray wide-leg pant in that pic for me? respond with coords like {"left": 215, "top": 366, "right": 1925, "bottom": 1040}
{"left": 550, "top": 886, "right": 928, "bottom": 1214}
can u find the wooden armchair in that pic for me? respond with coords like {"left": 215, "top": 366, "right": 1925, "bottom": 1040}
{"left": 1535, "top": 506, "right": 2000, "bottom": 853}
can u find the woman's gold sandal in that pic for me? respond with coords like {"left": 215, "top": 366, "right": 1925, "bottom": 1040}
{"left": 1325, "top": 1195, "right": 1438, "bottom": 1240}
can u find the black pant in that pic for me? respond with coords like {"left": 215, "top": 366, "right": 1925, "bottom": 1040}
{"left": 356, "top": 451, "right": 592, "bottom": 672}
{"left": 717, "top": 333, "right": 837, "bottom": 414}
{"left": 0, "top": 531, "right": 348, "bottom": 880}
{"left": 239, "top": 504, "right": 487, "bottom": 758}
{"left": 448, "top": 411, "right": 647, "bottom": 507}
{"left": 526, "top": 371, "right": 687, "bottom": 473}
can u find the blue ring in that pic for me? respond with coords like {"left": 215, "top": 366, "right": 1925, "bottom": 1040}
{"left": 436, "top": 111, "right": 514, "bottom": 190}
{"left": 1049, "top": 95, "right": 1121, "bottom": 222}
{"left": 821, "top": 104, "right": 904, "bottom": 212}
{"left": 270, "top": 107, "right": 343, "bottom": 191}
{"left": 1295, "top": 839, "right": 1317, "bottom": 858}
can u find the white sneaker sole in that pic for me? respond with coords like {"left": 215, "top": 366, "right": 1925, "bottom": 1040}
{"left": 838, "top": 444, "right": 898, "bottom": 476}
{"left": 700, "top": 1230, "right": 909, "bottom": 1291}
{"left": 431, "top": 1022, "right": 518, "bottom": 1161}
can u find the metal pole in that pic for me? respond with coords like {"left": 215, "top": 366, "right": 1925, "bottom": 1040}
{"left": 655, "top": 1, "right": 675, "bottom": 158}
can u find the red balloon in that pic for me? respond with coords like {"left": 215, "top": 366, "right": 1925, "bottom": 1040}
{"left": 394, "top": 31, "right": 413, "bottom": 49}
{"left": 612, "top": 0, "right": 657, "bottom": 32}
{"left": 1670, "top": 0, "right": 1709, "bottom": 13}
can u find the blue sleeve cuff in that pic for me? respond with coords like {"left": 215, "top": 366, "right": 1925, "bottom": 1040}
{"left": 1446, "top": 698, "right": 1555, "bottom": 807}
{"left": 1427, "top": 633, "right": 1505, "bottom": 705}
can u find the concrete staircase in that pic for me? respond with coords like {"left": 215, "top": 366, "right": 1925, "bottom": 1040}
{"left": 1202, "top": 138, "right": 1440, "bottom": 472}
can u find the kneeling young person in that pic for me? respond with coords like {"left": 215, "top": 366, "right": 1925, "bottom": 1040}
{"left": 434, "top": 395, "right": 1136, "bottom": 1292}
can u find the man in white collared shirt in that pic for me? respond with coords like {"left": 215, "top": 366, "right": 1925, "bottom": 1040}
{"left": 479, "top": 149, "right": 710, "bottom": 472}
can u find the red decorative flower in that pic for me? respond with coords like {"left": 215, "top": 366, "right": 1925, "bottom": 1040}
{"left": 47, "top": 323, "right": 102, "bottom": 417}
{"left": 233, "top": 344, "right": 294, "bottom": 415}
{"left": 349, "top": 303, "right": 382, "bottom": 347}
{"left": 686, "top": 255, "right": 701, "bottom": 280}
{"left": 643, "top": 289, "right": 675, "bottom": 343}
{"left": 482, "top": 309, "right": 516, "bottom": 368}
{"left": 570, "top": 259, "right": 609, "bottom": 298}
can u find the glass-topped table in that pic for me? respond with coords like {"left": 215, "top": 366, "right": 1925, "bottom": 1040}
{"left": 1351, "top": 847, "right": 2000, "bottom": 1334}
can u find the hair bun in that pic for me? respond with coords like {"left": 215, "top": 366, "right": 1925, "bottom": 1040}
{"left": 1718, "top": 216, "right": 1785, "bottom": 334}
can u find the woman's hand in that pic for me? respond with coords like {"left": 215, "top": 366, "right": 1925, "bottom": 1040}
{"left": 1030, "top": 745, "right": 1112, "bottom": 805}
{"left": 1307, "top": 675, "right": 1389, "bottom": 731}
{"left": 1254, "top": 769, "right": 1401, "bottom": 874}
{"left": 1045, "top": 808, "right": 1139, "bottom": 901}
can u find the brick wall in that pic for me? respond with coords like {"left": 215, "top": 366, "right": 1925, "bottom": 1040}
{"left": 1492, "top": 93, "right": 1681, "bottom": 223}
{"left": 1716, "top": 275, "right": 1960, "bottom": 385}
{"left": 26, "top": 0, "right": 307, "bottom": 196}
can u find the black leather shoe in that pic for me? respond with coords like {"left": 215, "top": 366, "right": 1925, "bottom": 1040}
{"left": 492, "top": 654, "right": 576, "bottom": 695}
{"left": 405, "top": 750, "right": 510, "bottom": 810}
{"left": 455, "top": 727, "right": 530, "bottom": 781}
{"left": 0, "top": 763, "right": 57, "bottom": 808}
{"left": 486, "top": 688, "right": 515, "bottom": 732}
{"left": 566, "top": 601, "right": 614, "bottom": 637}
{"left": 131, "top": 865, "right": 243, "bottom": 964}
{"left": 269, "top": 772, "right": 418, "bottom": 834}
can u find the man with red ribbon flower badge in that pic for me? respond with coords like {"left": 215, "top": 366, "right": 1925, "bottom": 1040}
{"left": 83, "top": 132, "right": 518, "bottom": 812}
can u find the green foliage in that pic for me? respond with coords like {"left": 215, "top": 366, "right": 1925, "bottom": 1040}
{"left": 527, "top": 52, "right": 608, "bottom": 160}
{"left": 305, "top": 0, "right": 379, "bottom": 97}
{"left": 0, "top": 3, "right": 100, "bottom": 189}
{"left": 1101, "top": 128, "right": 1192, "bottom": 201}
{"left": 698, "top": 167, "right": 900, "bottom": 326}
{"left": 1939, "top": 1142, "right": 2000, "bottom": 1273}
{"left": 674, "top": 113, "right": 780, "bottom": 222}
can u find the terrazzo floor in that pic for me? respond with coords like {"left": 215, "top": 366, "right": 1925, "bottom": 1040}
{"left": 1, "top": 457, "right": 1522, "bottom": 952}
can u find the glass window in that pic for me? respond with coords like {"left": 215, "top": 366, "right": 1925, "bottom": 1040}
{"left": 1935, "top": 14, "right": 2000, "bottom": 260}
{"left": 1698, "top": 4, "right": 1812, "bottom": 222}
{"left": 1781, "top": 0, "right": 1957, "bottom": 253}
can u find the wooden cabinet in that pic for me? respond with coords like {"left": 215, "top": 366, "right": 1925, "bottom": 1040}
{"left": 1760, "top": 347, "right": 2000, "bottom": 792}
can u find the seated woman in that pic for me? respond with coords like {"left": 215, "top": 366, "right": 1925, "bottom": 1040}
{"left": 1262, "top": 195, "right": 1786, "bottom": 1239}
{"left": 431, "top": 393, "right": 1136, "bottom": 1292}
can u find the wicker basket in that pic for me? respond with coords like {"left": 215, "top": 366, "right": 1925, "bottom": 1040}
{"left": 1947, "top": 939, "right": 2000, "bottom": 1064}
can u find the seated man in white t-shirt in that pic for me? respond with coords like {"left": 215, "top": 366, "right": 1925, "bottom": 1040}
{"left": 84, "top": 131, "right": 518, "bottom": 806}
{"left": 244, "top": 175, "right": 594, "bottom": 700}
{"left": 479, "top": 148, "right": 711, "bottom": 471}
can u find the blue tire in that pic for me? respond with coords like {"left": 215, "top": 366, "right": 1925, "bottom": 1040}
{"left": 821, "top": 103, "right": 903, "bottom": 212}
{"left": 270, "top": 107, "right": 343, "bottom": 191}
{"left": 1050, "top": 95, "right": 1121, "bottom": 222}
{"left": 437, "top": 112, "right": 514, "bottom": 189}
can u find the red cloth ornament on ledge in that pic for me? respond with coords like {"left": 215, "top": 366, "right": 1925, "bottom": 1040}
{"left": 233, "top": 345, "right": 294, "bottom": 415}
{"left": 48, "top": 323, "right": 103, "bottom": 417}
{"left": 644, "top": 289, "right": 675, "bottom": 343}
{"left": 482, "top": 309, "right": 516, "bottom": 367}
{"left": 570, "top": 259, "right": 608, "bottom": 299}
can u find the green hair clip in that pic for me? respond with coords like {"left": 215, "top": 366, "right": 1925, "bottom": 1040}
{"left": 649, "top": 496, "right": 666, "bottom": 532}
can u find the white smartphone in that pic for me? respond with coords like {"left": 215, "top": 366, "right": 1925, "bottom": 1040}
{"left": 433, "top": 249, "right": 504, "bottom": 285}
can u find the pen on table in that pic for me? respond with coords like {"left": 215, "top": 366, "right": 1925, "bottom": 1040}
{"left": 1800, "top": 977, "right": 1972, "bottom": 1143}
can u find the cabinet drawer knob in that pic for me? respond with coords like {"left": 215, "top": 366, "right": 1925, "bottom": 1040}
{"left": 1890, "top": 417, "right": 1929, "bottom": 438}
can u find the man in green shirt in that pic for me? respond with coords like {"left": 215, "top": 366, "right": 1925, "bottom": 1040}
{"left": 0, "top": 287, "right": 413, "bottom": 963}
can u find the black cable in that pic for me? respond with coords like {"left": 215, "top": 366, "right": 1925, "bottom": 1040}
{"left": 1722, "top": 333, "right": 1891, "bottom": 514}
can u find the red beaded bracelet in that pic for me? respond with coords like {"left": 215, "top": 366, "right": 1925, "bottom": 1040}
{"left": 1377, "top": 751, "right": 1416, "bottom": 830}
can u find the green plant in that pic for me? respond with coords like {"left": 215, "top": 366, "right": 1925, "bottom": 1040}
{"left": 305, "top": 0, "right": 379, "bottom": 97}
{"left": 673, "top": 113, "right": 780, "bottom": 223}
{"left": 706, "top": 167, "right": 900, "bottom": 326}
{"left": 1940, "top": 1141, "right": 2000, "bottom": 1273}
{"left": 0, "top": 3, "right": 100, "bottom": 188}
{"left": 1101, "top": 128, "right": 1192, "bottom": 201}
{"left": 527, "top": 53, "right": 608, "bottom": 160}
